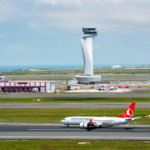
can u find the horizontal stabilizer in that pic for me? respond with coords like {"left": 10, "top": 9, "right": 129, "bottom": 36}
{"left": 132, "top": 117, "right": 141, "bottom": 121}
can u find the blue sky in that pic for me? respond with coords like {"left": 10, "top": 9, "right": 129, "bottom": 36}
{"left": 0, "top": 0, "right": 150, "bottom": 66}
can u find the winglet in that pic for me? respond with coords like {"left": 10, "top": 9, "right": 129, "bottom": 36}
{"left": 117, "top": 102, "right": 136, "bottom": 118}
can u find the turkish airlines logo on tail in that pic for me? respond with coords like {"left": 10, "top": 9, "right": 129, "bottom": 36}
{"left": 117, "top": 102, "right": 135, "bottom": 118}
{"left": 124, "top": 108, "right": 133, "bottom": 118}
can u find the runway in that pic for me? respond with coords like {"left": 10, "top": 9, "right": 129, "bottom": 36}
{"left": 0, "top": 103, "right": 150, "bottom": 108}
{"left": 1, "top": 94, "right": 150, "bottom": 98}
{"left": 0, "top": 123, "right": 150, "bottom": 140}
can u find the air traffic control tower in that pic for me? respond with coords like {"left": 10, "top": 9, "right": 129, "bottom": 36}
{"left": 75, "top": 27, "right": 101, "bottom": 84}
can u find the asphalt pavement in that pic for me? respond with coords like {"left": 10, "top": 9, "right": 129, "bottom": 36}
{"left": 0, "top": 123, "right": 150, "bottom": 140}
{"left": 0, "top": 103, "right": 150, "bottom": 108}
{"left": 1, "top": 94, "right": 150, "bottom": 98}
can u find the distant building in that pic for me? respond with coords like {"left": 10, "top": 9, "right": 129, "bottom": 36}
{"left": 67, "top": 78, "right": 78, "bottom": 85}
{"left": 0, "top": 75, "right": 6, "bottom": 81}
{"left": 29, "top": 69, "right": 36, "bottom": 71}
{"left": 143, "top": 65, "right": 150, "bottom": 68}
{"left": 111, "top": 65, "right": 121, "bottom": 69}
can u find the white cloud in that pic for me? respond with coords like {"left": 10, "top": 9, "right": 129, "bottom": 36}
{"left": 0, "top": 34, "right": 4, "bottom": 38}
{"left": 36, "top": 0, "right": 82, "bottom": 5}
{"left": 33, "top": 0, "right": 150, "bottom": 32}
{"left": 10, "top": 45, "right": 30, "bottom": 53}
{"left": 37, "top": 0, "right": 57, "bottom": 4}
{"left": 0, "top": 0, "right": 150, "bottom": 32}
{"left": 92, "top": 0, "right": 150, "bottom": 3}
{"left": 0, "top": 0, "right": 15, "bottom": 22}
{"left": 28, "top": 23, "right": 40, "bottom": 31}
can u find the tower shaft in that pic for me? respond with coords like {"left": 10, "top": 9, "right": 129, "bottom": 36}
{"left": 75, "top": 27, "right": 101, "bottom": 84}
{"left": 81, "top": 27, "right": 97, "bottom": 76}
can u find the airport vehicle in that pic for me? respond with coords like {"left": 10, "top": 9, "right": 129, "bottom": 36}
{"left": 61, "top": 103, "right": 140, "bottom": 128}
{"left": 32, "top": 88, "right": 38, "bottom": 92}
{"left": 123, "top": 85, "right": 129, "bottom": 88}
{"left": 98, "top": 88, "right": 104, "bottom": 91}
{"left": 137, "top": 85, "right": 142, "bottom": 88}
{"left": 109, "top": 87, "right": 114, "bottom": 90}
{"left": 115, "top": 86, "right": 121, "bottom": 88}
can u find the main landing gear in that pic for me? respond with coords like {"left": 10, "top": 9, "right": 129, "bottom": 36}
{"left": 67, "top": 125, "right": 69, "bottom": 127}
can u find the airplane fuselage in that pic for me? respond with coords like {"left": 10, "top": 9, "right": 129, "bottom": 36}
{"left": 61, "top": 116, "right": 132, "bottom": 127}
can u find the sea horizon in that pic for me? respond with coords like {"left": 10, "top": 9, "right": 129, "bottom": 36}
{"left": 0, "top": 64, "right": 148, "bottom": 72}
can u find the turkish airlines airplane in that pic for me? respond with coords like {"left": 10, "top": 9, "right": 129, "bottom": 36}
{"left": 61, "top": 103, "right": 140, "bottom": 128}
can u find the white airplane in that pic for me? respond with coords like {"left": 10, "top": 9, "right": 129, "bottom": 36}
{"left": 61, "top": 102, "right": 140, "bottom": 128}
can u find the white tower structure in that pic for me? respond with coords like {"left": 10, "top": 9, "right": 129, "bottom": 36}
{"left": 75, "top": 27, "right": 101, "bottom": 84}
{"left": 81, "top": 27, "right": 97, "bottom": 75}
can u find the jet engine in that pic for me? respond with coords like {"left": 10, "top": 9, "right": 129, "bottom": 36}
{"left": 79, "top": 123, "right": 88, "bottom": 128}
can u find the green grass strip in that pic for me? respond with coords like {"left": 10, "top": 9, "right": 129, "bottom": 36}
{"left": 0, "top": 108, "right": 149, "bottom": 124}
{"left": 3, "top": 68, "right": 150, "bottom": 75}
{"left": 0, "top": 97, "right": 150, "bottom": 103}
{"left": 0, "top": 140, "right": 150, "bottom": 150}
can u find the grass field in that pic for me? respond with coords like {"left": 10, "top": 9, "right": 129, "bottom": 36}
{"left": 0, "top": 97, "right": 150, "bottom": 103}
{"left": 0, "top": 108, "right": 149, "bottom": 124}
{"left": 129, "top": 90, "right": 150, "bottom": 94}
{"left": 3, "top": 68, "right": 150, "bottom": 75}
{"left": 0, "top": 140, "right": 150, "bottom": 150}
{"left": 5, "top": 76, "right": 73, "bottom": 80}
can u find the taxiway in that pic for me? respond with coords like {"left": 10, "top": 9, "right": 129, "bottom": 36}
{"left": 1, "top": 94, "right": 150, "bottom": 98}
{"left": 0, "top": 103, "right": 150, "bottom": 108}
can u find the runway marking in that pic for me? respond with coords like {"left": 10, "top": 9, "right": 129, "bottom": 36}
{"left": 19, "top": 123, "right": 27, "bottom": 125}
{"left": 78, "top": 142, "right": 90, "bottom": 144}
{"left": 29, "top": 129, "right": 81, "bottom": 131}
{"left": 44, "top": 124, "right": 51, "bottom": 125}
{"left": 134, "top": 129, "right": 150, "bottom": 132}
{"left": 0, "top": 123, "right": 4, "bottom": 124}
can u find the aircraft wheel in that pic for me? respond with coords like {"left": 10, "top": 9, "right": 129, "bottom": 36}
{"left": 67, "top": 125, "right": 69, "bottom": 127}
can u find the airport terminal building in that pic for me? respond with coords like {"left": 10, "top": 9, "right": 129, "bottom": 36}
{"left": 0, "top": 80, "right": 54, "bottom": 93}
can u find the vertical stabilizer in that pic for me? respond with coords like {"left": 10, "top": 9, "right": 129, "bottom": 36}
{"left": 117, "top": 103, "right": 135, "bottom": 118}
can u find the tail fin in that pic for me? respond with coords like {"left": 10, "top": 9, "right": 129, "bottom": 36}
{"left": 117, "top": 102, "right": 135, "bottom": 118}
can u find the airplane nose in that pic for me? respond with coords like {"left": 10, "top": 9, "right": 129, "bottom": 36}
{"left": 61, "top": 120, "right": 63, "bottom": 123}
